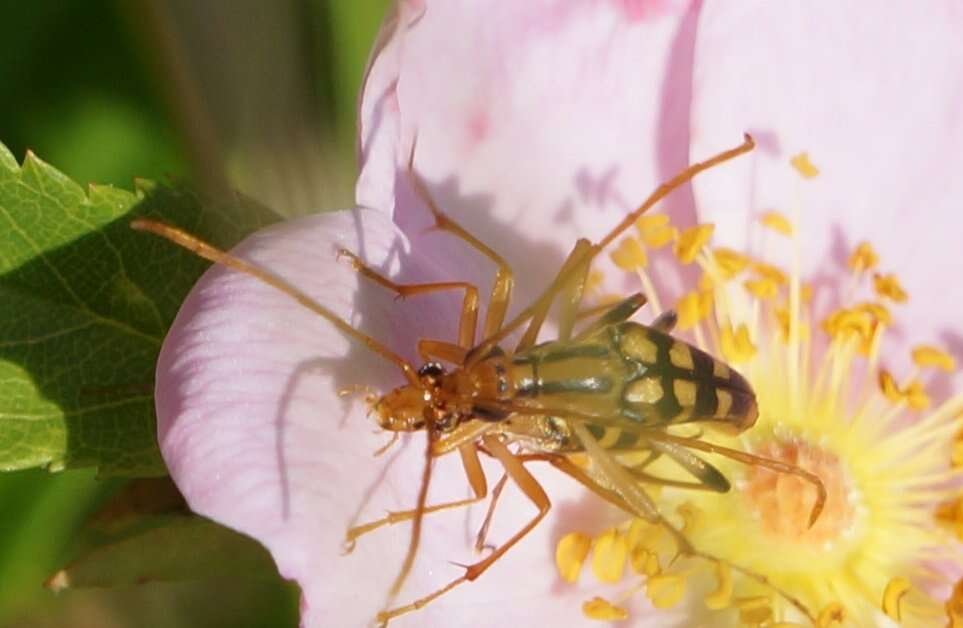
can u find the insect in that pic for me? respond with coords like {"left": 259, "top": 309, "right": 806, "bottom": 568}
{"left": 133, "top": 133, "right": 826, "bottom": 625}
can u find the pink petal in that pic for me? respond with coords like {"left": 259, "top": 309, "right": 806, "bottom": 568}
{"left": 156, "top": 209, "right": 665, "bottom": 626}
{"left": 688, "top": 2, "right": 963, "bottom": 386}
{"left": 359, "top": 0, "right": 704, "bottom": 305}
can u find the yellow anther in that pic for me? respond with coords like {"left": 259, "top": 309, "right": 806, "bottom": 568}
{"left": 675, "top": 224, "right": 715, "bottom": 264}
{"left": 848, "top": 241, "right": 879, "bottom": 272}
{"left": 585, "top": 269, "right": 605, "bottom": 295}
{"left": 610, "top": 237, "right": 648, "bottom": 270}
{"left": 704, "top": 561, "right": 733, "bottom": 610}
{"left": 736, "top": 595, "right": 773, "bottom": 625}
{"left": 629, "top": 547, "right": 661, "bottom": 577}
{"left": 636, "top": 214, "right": 677, "bottom": 248}
{"left": 946, "top": 578, "right": 963, "bottom": 627}
{"left": 677, "top": 291, "right": 704, "bottom": 331}
{"left": 698, "top": 272, "right": 715, "bottom": 292}
{"left": 775, "top": 307, "right": 790, "bottom": 340}
{"left": 646, "top": 574, "right": 687, "bottom": 609}
{"left": 760, "top": 210, "right": 794, "bottom": 236}
{"left": 712, "top": 247, "right": 751, "bottom": 278}
{"left": 855, "top": 302, "right": 891, "bottom": 326}
{"left": 912, "top": 345, "right": 956, "bottom": 372}
{"left": 625, "top": 518, "right": 646, "bottom": 549}
{"left": 582, "top": 597, "right": 628, "bottom": 621}
{"left": 823, "top": 308, "right": 872, "bottom": 341}
{"left": 721, "top": 323, "right": 757, "bottom": 363}
{"left": 790, "top": 152, "right": 820, "bottom": 178}
{"left": 744, "top": 277, "right": 779, "bottom": 300}
{"left": 816, "top": 602, "right": 846, "bottom": 626}
{"left": 591, "top": 529, "right": 627, "bottom": 584}
{"left": 800, "top": 282, "right": 814, "bottom": 303}
{"left": 752, "top": 261, "right": 789, "bottom": 285}
{"left": 904, "top": 380, "right": 930, "bottom": 410}
{"left": 936, "top": 498, "right": 963, "bottom": 539}
{"left": 873, "top": 272, "right": 908, "bottom": 303}
{"left": 878, "top": 370, "right": 931, "bottom": 409}
{"left": 882, "top": 576, "right": 912, "bottom": 621}
{"left": 555, "top": 532, "right": 591, "bottom": 583}
{"left": 879, "top": 370, "right": 902, "bottom": 402}
{"left": 953, "top": 440, "right": 963, "bottom": 468}
{"left": 677, "top": 502, "right": 702, "bottom": 534}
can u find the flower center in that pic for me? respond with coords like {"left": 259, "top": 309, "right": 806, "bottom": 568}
{"left": 744, "top": 438, "right": 856, "bottom": 547}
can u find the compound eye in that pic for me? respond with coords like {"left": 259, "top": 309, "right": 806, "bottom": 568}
{"left": 417, "top": 362, "right": 445, "bottom": 378}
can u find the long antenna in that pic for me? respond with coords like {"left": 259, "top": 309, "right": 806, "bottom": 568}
{"left": 131, "top": 218, "right": 419, "bottom": 385}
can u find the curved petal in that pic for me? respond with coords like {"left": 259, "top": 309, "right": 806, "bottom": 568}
{"left": 359, "top": 0, "right": 704, "bottom": 305}
{"left": 155, "top": 209, "right": 663, "bottom": 626}
{"left": 689, "top": 2, "right": 963, "bottom": 384}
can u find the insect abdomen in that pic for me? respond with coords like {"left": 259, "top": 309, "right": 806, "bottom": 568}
{"left": 613, "top": 322, "right": 757, "bottom": 432}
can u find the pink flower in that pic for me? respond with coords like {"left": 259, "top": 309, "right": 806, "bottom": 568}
{"left": 156, "top": 2, "right": 963, "bottom": 626}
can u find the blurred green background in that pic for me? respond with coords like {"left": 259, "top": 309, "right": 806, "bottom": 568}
{"left": 0, "top": 2, "right": 387, "bottom": 626}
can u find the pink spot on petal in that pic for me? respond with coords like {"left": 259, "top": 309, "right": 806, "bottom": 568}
{"left": 614, "top": 0, "right": 689, "bottom": 22}
{"left": 465, "top": 110, "right": 490, "bottom": 148}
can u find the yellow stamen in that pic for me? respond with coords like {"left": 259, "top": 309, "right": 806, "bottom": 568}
{"left": 752, "top": 261, "right": 789, "bottom": 285}
{"left": 582, "top": 597, "right": 628, "bottom": 621}
{"left": 591, "top": 529, "right": 627, "bottom": 584}
{"left": 913, "top": 345, "right": 956, "bottom": 372}
{"left": 790, "top": 152, "right": 820, "bottom": 178}
{"left": 712, "top": 247, "right": 751, "bottom": 278}
{"left": 760, "top": 210, "right": 794, "bottom": 236}
{"left": 904, "top": 380, "right": 931, "bottom": 410}
{"left": 676, "top": 502, "right": 701, "bottom": 534}
{"left": 736, "top": 596, "right": 773, "bottom": 625}
{"left": 677, "top": 290, "right": 712, "bottom": 331}
{"left": 854, "top": 301, "right": 891, "bottom": 326}
{"left": 873, "top": 272, "right": 908, "bottom": 302}
{"left": 946, "top": 578, "right": 963, "bottom": 627}
{"left": 882, "top": 576, "right": 912, "bottom": 622}
{"left": 744, "top": 277, "right": 779, "bottom": 300}
{"left": 877, "top": 370, "right": 930, "bottom": 408}
{"left": 629, "top": 547, "right": 660, "bottom": 577}
{"left": 816, "top": 602, "right": 846, "bottom": 626}
{"left": 610, "top": 237, "right": 647, "bottom": 270}
{"left": 704, "top": 561, "right": 733, "bottom": 610}
{"left": 936, "top": 498, "right": 963, "bottom": 539}
{"left": 879, "top": 370, "right": 902, "bottom": 403}
{"left": 720, "top": 322, "right": 757, "bottom": 363}
{"left": 848, "top": 241, "right": 879, "bottom": 272}
{"left": 555, "top": 532, "right": 591, "bottom": 583}
{"left": 675, "top": 224, "right": 715, "bottom": 264}
{"left": 646, "top": 574, "right": 687, "bottom": 609}
{"left": 636, "top": 214, "right": 677, "bottom": 248}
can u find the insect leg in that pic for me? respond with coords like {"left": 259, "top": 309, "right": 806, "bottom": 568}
{"left": 569, "top": 422, "right": 695, "bottom": 553}
{"left": 377, "top": 434, "right": 550, "bottom": 625}
{"left": 345, "top": 443, "right": 489, "bottom": 551}
{"left": 643, "top": 430, "right": 827, "bottom": 527}
{"left": 407, "top": 148, "right": 514, "bottom": 338}
{"left": 130, "top": 219, "right": 420, "bottom": 385}
{"left": 473, "top": 473, "right": 509, "bottom": 552}
{"left": 416, "top": 339, "right": 467, "bottom": 365}
{"left": 641, "top": 439, "right": 731, "bottom": 493}
{"left": 338, "top": 248, "right": 479, "bottom": 349}
{"left": 469, "top": 135, "right": 755, "bottom": 360}
{"left": 650, "top": 309, "right": 678, "bottom": 333}
{"left": 572, "top": 292, "right": 648, "bottom": 341}
{"left": 516, "top": 238, "right": 594, "bottom": 350}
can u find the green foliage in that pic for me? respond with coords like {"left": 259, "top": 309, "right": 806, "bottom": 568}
{"left": 0, "top": 142, "right": 279, "bottom": 475}
{"left": 49, "top": 517, "right": 278, "bottom": 590}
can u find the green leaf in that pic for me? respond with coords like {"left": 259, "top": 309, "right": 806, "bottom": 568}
{"left": 46, "top": 515, "right": 280, "bottom": 590}
{"left": 0, "top": 141, "right": 280, "bottom": 475}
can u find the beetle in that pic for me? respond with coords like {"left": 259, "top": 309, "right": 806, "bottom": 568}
{"left": 133, "top": 133, "right": 825, "bottom": 625}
